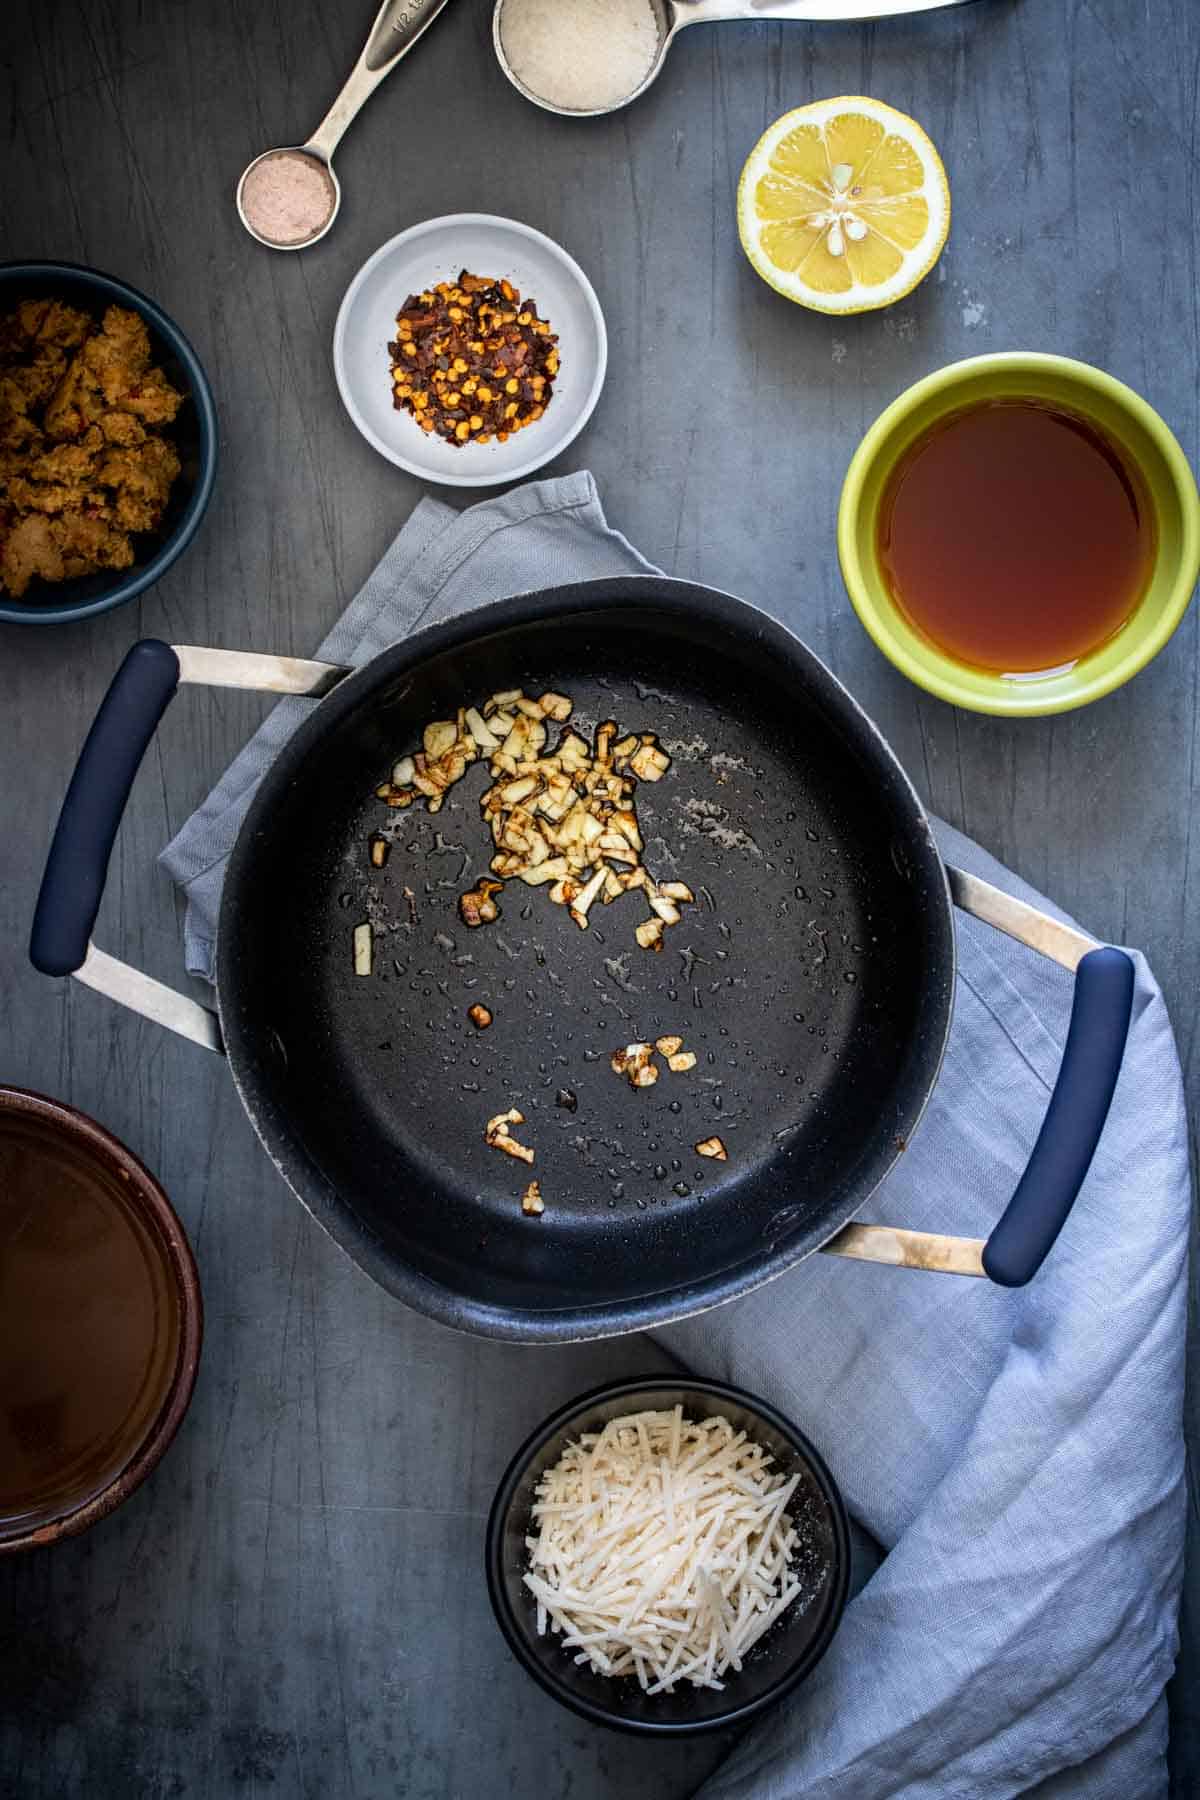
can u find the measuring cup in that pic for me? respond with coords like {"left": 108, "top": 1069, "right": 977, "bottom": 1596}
{"left": 238, "top": 0, "right": 455, "bottom": 250}
{"left": 493, "top": 0, "right": 976, "bottom": 118}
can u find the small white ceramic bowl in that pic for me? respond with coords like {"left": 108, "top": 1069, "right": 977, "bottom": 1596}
{"left": 333, "top": 214, "right": 607, "bottom": 488}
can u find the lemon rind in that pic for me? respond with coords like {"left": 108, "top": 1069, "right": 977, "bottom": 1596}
{"left": 737, "top": 96, "right": 951, "bottom": 316}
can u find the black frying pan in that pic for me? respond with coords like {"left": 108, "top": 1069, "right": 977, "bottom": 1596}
{"left": 30, "top": 579, "right": 1134, "bottom": 1340}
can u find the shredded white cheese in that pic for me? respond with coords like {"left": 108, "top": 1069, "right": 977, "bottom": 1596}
{"left": 524, "top": 1408, "right": 803, "bottom": 1693}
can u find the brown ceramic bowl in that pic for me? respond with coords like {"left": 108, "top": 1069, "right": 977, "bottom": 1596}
{"left": 0, "top": 1087, "right": 202, "bottom": 1552}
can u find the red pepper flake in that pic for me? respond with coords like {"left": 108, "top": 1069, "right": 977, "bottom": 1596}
{"left": 387, "top": 271, "right": 559, "bottom": 449}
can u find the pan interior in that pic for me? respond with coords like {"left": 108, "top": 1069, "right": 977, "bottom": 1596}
{"left": 224, "top": 599, "right": 948, "bottom": 1318}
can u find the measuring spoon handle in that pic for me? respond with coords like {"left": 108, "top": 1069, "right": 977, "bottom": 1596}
{"left": 307, "top": 0, "right": 456, "bottom": 162}
{"left": 672, "top": 0, "right": 979, "bottom": 24}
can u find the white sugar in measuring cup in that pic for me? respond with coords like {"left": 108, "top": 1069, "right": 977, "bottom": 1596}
{"left": 493, "top": 0, "right": 979, "bottom": 119}
{"left": 238, "top": 0, "right": 456, "bottom": 250}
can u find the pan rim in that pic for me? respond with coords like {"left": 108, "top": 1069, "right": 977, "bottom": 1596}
{"left": 217, "top": 577, "right": 955, "bottom": 1340}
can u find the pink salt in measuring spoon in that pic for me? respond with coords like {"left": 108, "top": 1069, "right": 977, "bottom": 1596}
{"left": 237, "top": 0, "right": 456, "bottom": 250}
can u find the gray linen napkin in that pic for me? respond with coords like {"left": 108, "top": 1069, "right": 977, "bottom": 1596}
{"left": 160, "top": 474, "right": 1188, "bottom": 1799}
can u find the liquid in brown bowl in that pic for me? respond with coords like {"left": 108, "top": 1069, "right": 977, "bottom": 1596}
{"left": 877, "top": 399, "right": 1156, "bottom": 675}
{"left": 0, "top": 1101, "right": 189, "bottom": 1542}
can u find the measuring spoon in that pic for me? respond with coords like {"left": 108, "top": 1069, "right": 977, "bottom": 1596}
{"left": 493, "top": 0, "right": 979, "bottom": 118}
{"left": 238, "top": 0, "right": 455, "bottom": 250}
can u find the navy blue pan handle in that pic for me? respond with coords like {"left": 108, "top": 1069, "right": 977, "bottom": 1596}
{"left": 31, "top": 640, "right": 181, "bottom": 978}
{"left": 947, "top": 869, "right": 1135, "bottom": 1288}
{"left": 982, "top": 945, "right": 1133, "bottom": 1285}
{"left": 29, "top": 638, "right": 341, "bottom": 1057}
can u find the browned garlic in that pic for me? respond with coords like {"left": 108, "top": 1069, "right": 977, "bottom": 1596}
{"left": 521, "top": 1179, "right": 545, "bottom": 1216}
{"left": 374, "top": 689, "right": 694, "bottom": 951}
{"left": 486, "top": 1107, "right": 535, "bottom": 1164}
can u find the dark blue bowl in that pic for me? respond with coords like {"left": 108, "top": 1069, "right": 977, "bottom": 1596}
{"left": 486, "top": 1376, "right": 850, "bottom": 1736}
{"left": 0, "top": 262, "right": 217, "bottom": 625}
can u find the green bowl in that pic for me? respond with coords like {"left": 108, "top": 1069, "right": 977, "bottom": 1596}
{"left": 837, "top": 353, "right": 1200, "bottom": 716}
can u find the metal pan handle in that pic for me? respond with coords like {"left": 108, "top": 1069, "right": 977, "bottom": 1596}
{"left": 824, "top": 867, "right": 1135, "bottom": 1287}
{"left": 35, "top": 666, "right": 1133, "bottom": 1291}
{"left": 29, "top": 639, "right": 347, "bottom": 1053}
{"left": 949, "top": 869, "right": 1134, "bottom": 1286}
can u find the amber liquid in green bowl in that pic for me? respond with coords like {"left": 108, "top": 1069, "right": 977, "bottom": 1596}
{"left": 877, "top": 399, "right": 1156, "bottom": 675}
{"left": 0, "top": 1113, "right": 181, "bottom": 1537}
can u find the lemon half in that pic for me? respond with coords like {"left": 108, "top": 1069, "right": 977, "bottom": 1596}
{"left": 738, "top": 97, "right": 950, "bottom": 315}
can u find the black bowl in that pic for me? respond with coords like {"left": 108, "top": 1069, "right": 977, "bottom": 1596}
{"left": 485, "top": 1376, "right": 850, "bottom": 1735}
{"left": 0, "top": 261, "right": 218, "bottom": 625}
